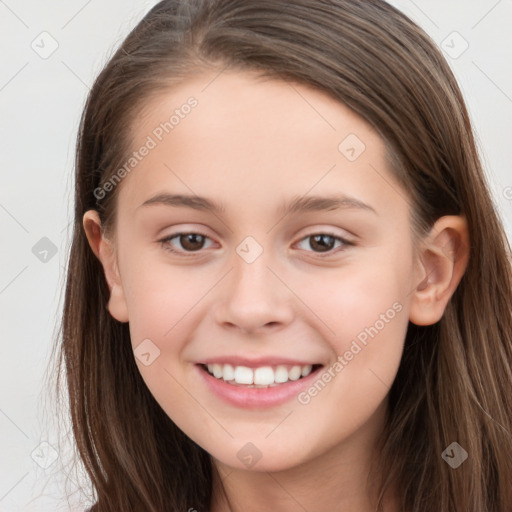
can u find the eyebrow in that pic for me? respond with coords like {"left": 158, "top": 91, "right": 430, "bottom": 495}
{"left": 138, "top": 192, "right": 376, "bottom": 216}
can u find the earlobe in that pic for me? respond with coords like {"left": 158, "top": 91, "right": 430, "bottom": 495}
{"left": 409, "top": 216, "right": 470, "bottom": 326}
{"left": 82, "top": 210, "right": 129, "bottom": 323}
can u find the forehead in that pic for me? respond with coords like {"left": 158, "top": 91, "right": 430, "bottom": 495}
{"left": 116, "top": 70, "right": 406, "bottom": 220}
{"left": 133, "top": 70, "right": 376, "bottom": 152}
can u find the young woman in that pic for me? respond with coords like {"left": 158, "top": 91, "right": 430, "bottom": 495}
{"left": 58, "top": 1, "right": 512, "bottom": 510}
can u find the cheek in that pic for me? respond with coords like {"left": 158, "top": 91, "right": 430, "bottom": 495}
{"left": 286, "top": 268, "right": 409, "bottom": 464}
{"left": 291, "top": 254, "right": 411, "bottom": 418}
{"left": 303, "top": 252, "right": 410, "bottom": 344}
{"left": 121, "top": 260, "right": 211, "bottom": 427}
{"left": 122, "top": 255, "right": 215, "bottom": 347}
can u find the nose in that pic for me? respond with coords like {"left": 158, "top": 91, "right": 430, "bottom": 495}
{"left": 214, "top": 250, "right": 295, "bottom": 334}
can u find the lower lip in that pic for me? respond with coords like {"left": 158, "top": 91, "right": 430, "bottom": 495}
{"left": 196, "top": 364, "right": 322, "bottom": 409}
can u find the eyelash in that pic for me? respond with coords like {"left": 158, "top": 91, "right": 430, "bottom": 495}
{"left": 159, "top": 231, "right": 353, "bottom": 258}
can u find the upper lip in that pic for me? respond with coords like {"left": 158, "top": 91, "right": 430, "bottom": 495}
{"left": 199, "top": 357, "right": 321, "bottom": 368}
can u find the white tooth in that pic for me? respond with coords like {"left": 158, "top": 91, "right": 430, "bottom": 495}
{"left": 207, "top": 364, "right": 214, "bottom": 373}
{"left": 301, "top": 365, "right": 312, "bottom": 377}
{"left": 234, "top": 366, "right": 254, "bottom": 384}
{"left": 222, "top": 364, "right": 235, "bottom": 381}
{"left": 212, "top": 363, "right": 223, "bottom": 379}
{"left": 274, "top": 365, "right": 289, "bottom": 383}
{"left": 288, "top": 365, "right": 302, "bottom": 381}
{"left": 254, "top": 366, "right": 274, "bottom": 386}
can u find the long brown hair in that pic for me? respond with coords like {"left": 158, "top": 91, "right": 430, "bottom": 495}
{"left": 56, "top": 1, "right": 512, "bottom": 510}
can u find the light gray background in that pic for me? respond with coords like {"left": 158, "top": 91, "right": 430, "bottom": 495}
{"left": 1, "top": 1, "right": 511, "bottom": 510}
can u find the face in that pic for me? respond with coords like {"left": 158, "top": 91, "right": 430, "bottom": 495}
{"left": 97, "top": 70, "right": 423, "bottom": 472}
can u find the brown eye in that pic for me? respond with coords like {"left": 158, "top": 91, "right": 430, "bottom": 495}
{"left": 179, "top": 233, "right": 206, "bottom": 251}
{"left": 296, "top": 233, "right": 350, "bottom": 254}
{"left": 309, "top": 234, "right": 336, "bottom": 252}
{"left": 160, "top": 232, "right": 214, "bottom": 254}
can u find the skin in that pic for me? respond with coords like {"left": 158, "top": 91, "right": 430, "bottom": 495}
{"left": 84, "top": 70, "right": 469, "bottom": 511}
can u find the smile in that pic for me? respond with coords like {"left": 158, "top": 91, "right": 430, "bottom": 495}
{"left": 197, "top": 361, "right": 324, "bottom": 408}
{"left": 203, "top": 363, "right": 317, "bottom": 387}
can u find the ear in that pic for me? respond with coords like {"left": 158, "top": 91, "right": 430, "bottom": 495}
{"left": 82, "top": 210, "right": 129, "bottom": 322}
{"left": 409, "top": 215, "right": 470, "bottom": 326}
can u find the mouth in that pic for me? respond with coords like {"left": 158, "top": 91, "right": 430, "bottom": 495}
{"left": 199, "top": 362, "right": 323, "bottom": 388}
